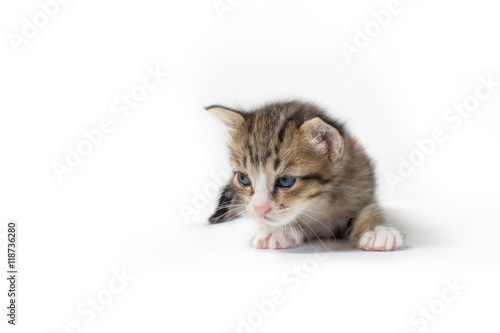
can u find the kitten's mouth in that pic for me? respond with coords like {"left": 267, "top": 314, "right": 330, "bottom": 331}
{"left": 259, "top": 214, "right": 293, "bottom": 227}
{"left": 253, "top": 215, "right": 276, "bottom": 225}
{"left": 250, "top": 210, "right": 295, "bottom": 226}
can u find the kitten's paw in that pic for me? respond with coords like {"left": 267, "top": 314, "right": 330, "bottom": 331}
{"left": 358, "top": 226, "right": 403, "bottom": 251}
{"left": 249, "top": 227, "right": 303, "bottom": 249}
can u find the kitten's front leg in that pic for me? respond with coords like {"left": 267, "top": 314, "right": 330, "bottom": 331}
{"left": 249, "top": 225, "right": 305, "bottom": 249}
{"left": 349, "top": 203, "right": 404, "bottom": 251}
{"left": 209, "top": 181, "right": 243, "bottom": 224}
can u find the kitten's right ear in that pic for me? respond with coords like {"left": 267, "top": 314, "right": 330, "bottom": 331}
{"left": 206, "top": 105, "right": 244, "bottom": 130}
{"left": 301, "top": 117, "right": 344, "bottom": 159}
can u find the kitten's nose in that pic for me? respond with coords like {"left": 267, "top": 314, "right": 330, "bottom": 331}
{"left": 254, "top": 204, "right": 272, "bottom": 217}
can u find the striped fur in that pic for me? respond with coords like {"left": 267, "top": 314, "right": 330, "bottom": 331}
{"left": 207, "top": 100, "right": 403, "bottom": 250}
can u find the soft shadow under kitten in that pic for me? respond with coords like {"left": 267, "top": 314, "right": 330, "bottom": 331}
{"left": 207, "top": 100, "right": 403, "bottom": 251}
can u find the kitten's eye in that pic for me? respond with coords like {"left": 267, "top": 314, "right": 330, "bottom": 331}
{"left": 237, "top": 172, "right": 251, "bottom": 187}
{"left": 276, "top": 176, "right": 295, "bottom": 189}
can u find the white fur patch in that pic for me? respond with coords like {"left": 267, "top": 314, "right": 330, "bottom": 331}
{"left": 248, "top": 172, "right": 273, "bottom": 218}
{"left": 249, "top": 227, "right": 304, "bottom": 249}
{"left": 358, "top": 226, "right": 403, "bottom": 251}
{"left": 251, "top": 172, "right": 269, "bottom": 205}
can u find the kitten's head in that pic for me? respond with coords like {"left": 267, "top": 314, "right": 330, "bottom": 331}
{"left": 208, "top": 101, "right": 345, "bottom": 227}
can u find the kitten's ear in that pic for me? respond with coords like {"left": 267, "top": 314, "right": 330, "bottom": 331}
{"left": 206, "top": 105, "right": 244, "bottom": 130}
{"left": 301, "top": 117, "right": 344, "bottom": 159}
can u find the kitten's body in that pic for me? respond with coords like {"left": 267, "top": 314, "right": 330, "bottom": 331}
{"left": 208, "top": 101, "right": 403, "bottom": 251}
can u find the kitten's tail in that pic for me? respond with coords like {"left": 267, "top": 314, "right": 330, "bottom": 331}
{"left": 209, "top": 182, "right": 243, "bottom": 223}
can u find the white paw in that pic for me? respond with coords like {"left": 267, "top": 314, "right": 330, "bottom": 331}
{"left": 249, "top": 227, "right": 304, "bottom": 249}
{"left": 358, "top": 226, "right": 403, "bottom": 251}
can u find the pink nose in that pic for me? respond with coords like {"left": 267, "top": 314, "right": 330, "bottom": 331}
{"left": 254, "top": 204, "right": 272, "bottom": 217}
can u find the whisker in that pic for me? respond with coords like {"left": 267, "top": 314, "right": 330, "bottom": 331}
{"left": 290, "top": 209, "right": 337, "bottom": 243}
{"left": 296, "top": 215, "right": 331, "bottom": 251}
{"left": 288, "top": 218, "right": 306, "bottom": 253}
{"left": 291, "top": 218, "right": 314, "bottom": 250}
{"left": 213, "top": 204, "right": 247, "bottom": 210}
{"left": 211, "top": 206, "right": 246, "bottom": 223}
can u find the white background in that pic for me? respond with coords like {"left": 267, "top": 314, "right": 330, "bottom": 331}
{"left": 1, "top": 0, "right": 500, "bottom": 332}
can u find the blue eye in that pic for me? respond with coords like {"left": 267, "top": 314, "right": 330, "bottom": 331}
{"left": 237, "top": 172, "right": 251, "bottom": 187}
{"left": 276, "top": 176, "right": 295, "bottom": 189}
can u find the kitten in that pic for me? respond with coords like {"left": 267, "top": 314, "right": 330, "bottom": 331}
{"left": 207, "top": 101, "right": 403, "bottom": 251}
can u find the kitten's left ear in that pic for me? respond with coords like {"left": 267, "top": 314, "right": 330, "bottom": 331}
{"left": 206, "top": 105, "right": 244, "bottom": 130}
{"left": 301, "top": 117, "right": 344, "bottom": 159}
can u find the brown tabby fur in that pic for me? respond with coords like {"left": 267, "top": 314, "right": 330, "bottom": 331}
{"left": 208, "top": 100, "right": 391, "bottom": 247}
